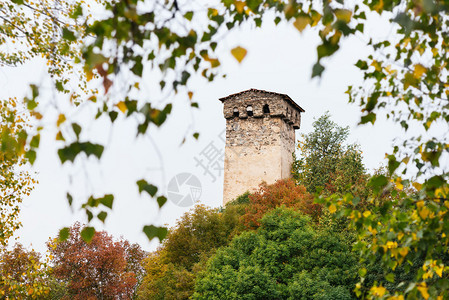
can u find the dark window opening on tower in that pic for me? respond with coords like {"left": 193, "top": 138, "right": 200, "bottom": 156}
{"left": 263, "top": 104, "right": 270, "bottom": 114}
{"left": 233, "top": 107, "right": 239, "bottom": 117}
{"left": 246, "top": 105, "right": 253, "bottom": 117}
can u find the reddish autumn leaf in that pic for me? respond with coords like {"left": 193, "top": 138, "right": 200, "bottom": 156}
{"left": 241, "top": 179, "right": 321, "bottom": 229}
{"left": 47, "top": 223, "right": 146, "bottom": 299}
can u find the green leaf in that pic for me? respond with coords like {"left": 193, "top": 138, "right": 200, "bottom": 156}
{"left": 58, "top": 142, "right": 104, "bottom": 163}
{"left": 137, "top": 179, "right": 158, "bottom": 197}
{"left": 72, "top": 123, "right": 82, "bottom": 139}
{"left": 97, "top": 211, "right": 108, "bottom": 223}
{"left": 385, "top": 273, "right": 395, "bottom": 283}
{"left": 59, "top": 227, "right": 70, "bottom": 241}
{"left": 184, "top": 11, "right": 194, "bottom": 21}
{"left": 312, "top": 62, "right": 325, "bottom": 77}
{"left": 131, "top": 57, "right": 143, "bottom": 76}
{"left": 30, "top": 84, "right": 39, "bottom": 99}
{"left": 26, "top": 99, "right": 37, "bottom": 110}
{"left": 317, "top": 41, "right": 339, "bottom": 59}
{"left": 55, "top": 81, "right": 64, "bottom": 92}
{"left": 143, "top": 225, "right": 168, "bottom": 242}
{"left": 25, "top": 149, "right": 36, "bottom": 164}
{"left": 67, "top": 193, "right": 73, "bottom": 206}
{"left": 100, "top": 194, "right": 114, "bottom": 209}
{"left": 81, "top": 227, "right": 95, "bottom": 243}
{"left": 109, "top": 111, "right": 118, "bottom": 122}
{"left": 156, "top": 196, "right": 167, "bottom": 208}
{"left": 425, "top": 175, "right": 445, "bottom": 190}
{"left": 86, "top": 209, "right": 93, "bottom": 222}
{"left": 355, "top": 60, "right": 368, "bottom": 70}
{"left": 360, "top": 113, "right": 376, "bottom": 124}
{"left": 387, "top": 155, "right": 400, "bottom": 174}
{"left": 62, "top": 27, "right": 76, "bottom": 41}
{"left": 369, "top": 175, "right": 388, "bottom": 188}
{"left": 193, "top": 132, "right": 200, "bottom": 139}
{"left": 70, "top": 4, "right": 83, "bottom": 19}
{"left": 30, "top": 134, "right": 40, "bottom": 148}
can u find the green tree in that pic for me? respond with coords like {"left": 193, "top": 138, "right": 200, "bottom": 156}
{"left": 138, "top": 204, "right": 246, "bottom": 300}
{"left": 193, "top": 207, "right": 358, "bottom": 299}
{"left": 293, "top": 113, "right": 367, "bottom": 195}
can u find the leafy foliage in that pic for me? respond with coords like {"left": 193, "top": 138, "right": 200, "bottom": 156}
{"left": 292, "top": 113, "right": 366, "bottom": 195}
{"left": 138, "top": 204, "right": 246, "bottom": 299}
{"left": 47, "top": 222, "right": 146, "bottom": 299}
{"left": 0, "top": 243, "right": 50, "bottom": 298}
{"left": 0, "top": 100, "right": 35, "bottom": 246}
{"left": 193, "top": 208, "right": 358, "bottom": 299}
{"left": 241, "top": 179, "right": 320, "bottom": 229}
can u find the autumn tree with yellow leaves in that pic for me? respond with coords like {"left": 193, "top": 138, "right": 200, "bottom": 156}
{"left": 0, "top": 99, "right": 35, "bottom": 246}
{"left": 0, "top": 243, "right": 51, "bottom": 299}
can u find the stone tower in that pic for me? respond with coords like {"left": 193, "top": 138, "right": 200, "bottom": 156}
{"left": 220, "top": 89, "right": 305, "bottom": 205}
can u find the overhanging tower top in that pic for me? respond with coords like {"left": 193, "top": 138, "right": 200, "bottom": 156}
{"left": 219, "top": 88, "right": 305, "bottom": 129}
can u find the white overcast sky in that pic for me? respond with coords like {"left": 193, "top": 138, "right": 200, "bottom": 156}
{"left": 1, "top": 7, "right": 407, "bottom": 253}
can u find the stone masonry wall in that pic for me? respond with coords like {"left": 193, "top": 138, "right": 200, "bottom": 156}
{"left": 221, "top": 89, "right": 302, "bottom": 205}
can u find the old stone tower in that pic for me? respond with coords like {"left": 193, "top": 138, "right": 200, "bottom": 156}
{"left": 220, "top": 89, "right": 305, "bottom": 205}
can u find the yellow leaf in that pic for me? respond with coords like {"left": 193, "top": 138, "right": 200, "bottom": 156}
{"left": 417, "top": 284, "right": 429, "bottom": 300}
{"left": 432, "top": 48, "right": 439, "bottom": 57}
{"left": 293, "top": 15, "right": 311, "bottom": 32}
{"left": 86, "top": 70, "right": 93, "bottom": 81}
{"left": 188, "top": 91, "right": 194, "bottom": 100}
{"left": 399, "top": 247, "right": 408, "bottom": 257}
{"left": 234, "top": 1, "right": 245, "bottom": 14}
{"left": 419, "top": 206, "right": 430, "bottom": 220}
{"left": 373, "top": 0, "right": 384, "bottom": 12}
{"left": 209, "top": 8, "right": 218, "bottom": 16}
{"left": 363, "top": 211, "right": 371, "bottom": 218}
{"left": 310, "top": 11, "right": 322, "bottom": 26}
{"left": 231, "top": 46, "right": 248, "bottom": 63}
{"left": 329, "top": 204, "right": 337, "bottom": 214}
{"left": 117, "top": 101, "right": 127, "bottom": 113}
{"left": 414, "top": 64, "right": 427, "bottom": 78}
{"left": 56, "top": 131, "right": 65, "bottom": 141}
{"left": 371, "top": 60, "right": 382, "bottom": 71}
{"left": 434, "top": 265, "right": 444, "bottom": 277}
{"left": 388, "top": 296, "right": 404, "bottom": 300}
{"left": 412, "top": 182, "right": 422, "bottom": 190}
{"left": 334, "top": 9, "right": 352, "bottom": 23}
{"left": 56, "top": 114, "right": 66, "bottom": 127}
{"left": 395, "top": 177, "right": 404, "bottom": 190}
{"left": 371, "top": 285, "right": 387, "bottom": 297}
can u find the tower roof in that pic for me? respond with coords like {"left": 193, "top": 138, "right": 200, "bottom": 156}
{"left": 219, "top": 88, "right": 305, "bottom": 113}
